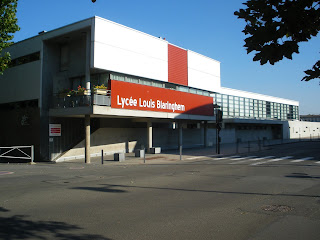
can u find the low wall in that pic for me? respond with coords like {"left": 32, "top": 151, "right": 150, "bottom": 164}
{"left": 284, "top": 121, "right": 320, "bottom": 139}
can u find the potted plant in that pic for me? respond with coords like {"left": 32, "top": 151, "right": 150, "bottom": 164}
{"left": 67, "top": 89, "right": 77, "bottom": 96}
{"left": 76, "top": 85, "right": 88, "bottom": 95}
{"left": 93, "top": 84, "right": 108, "bottom": 95}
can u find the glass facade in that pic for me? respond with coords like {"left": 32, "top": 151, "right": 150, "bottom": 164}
{"left": 213, "top": 93, "right": 299, "bottom": 121}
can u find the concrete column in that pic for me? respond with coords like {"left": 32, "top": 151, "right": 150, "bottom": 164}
{"left": 178, "top": 122, "right": 183, "bottom": 149}
{"left": 147, "top": 121, "right": 152, "bottom": 151}
{"left": 85, "top": 31, "right": 91, "bottom": 94}
{"left": 204, "top": 121, "right": 208, "bottom": 147}
{"left": 85, "top": 115, "right": 91, "bottom": 163}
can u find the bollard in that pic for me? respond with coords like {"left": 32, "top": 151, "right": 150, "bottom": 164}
{"left": 180, "top": 145, "right": 182, "bottom": 161}
{"left": 144, "top": 148, "right": 146, "bottom": 163}
{"left": 31, "top": 145, "right": 34, "bottom": 163}
{"left": 101, "top": 149, "right": 104, "bottom": 164}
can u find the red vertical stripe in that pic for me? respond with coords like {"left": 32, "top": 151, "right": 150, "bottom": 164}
{"left": 168, "top": 44, "right": 188, "bottom": 86}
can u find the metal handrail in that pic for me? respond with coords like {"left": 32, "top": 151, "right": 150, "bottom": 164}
{"left": 0, "top": 145, "right": 34, "bottom": 163}
{"left": 52, "top": 91, "right": 111, "bottom": 109}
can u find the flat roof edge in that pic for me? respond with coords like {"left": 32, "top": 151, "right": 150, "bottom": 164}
{"left": 219, "top": 87, "right": 299, "bottom": 105}
{"left": 12, "top": 17, "right": 94, "bottom": 45}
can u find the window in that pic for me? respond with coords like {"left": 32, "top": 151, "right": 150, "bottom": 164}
{"left": 140, "top": 79, "right": 152, "bottom": 86}
{"left": 189, "top": 88, "right": 197, "bottom": 94}
{"left": 100, "top": 73, "right": 110, "bottom": 86}
{"left": 91, "top": 73, "right": 110, "bottom": 88}
{"left": 177, "top": 86, "right": 189, "bottom": 92}
{"left": 152, "top": 81, "right": 164, "bottom": 88}
{"left": 9, "top": 52, "right": 40, "bottom": 68}
{"left": 164, "top": 82, "right": 175, "bottom": 89}
{"left": 127, "top": 76, "right": 139, "bottom": 84}
{"left": 197, "top": 89, "right": 204, "bottom": 95}
{"left": 110, "top": 73, "right": 125, "bottom": 81}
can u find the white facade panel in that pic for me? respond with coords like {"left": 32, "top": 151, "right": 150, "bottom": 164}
{"left": 93, "top": 17, "right": 168, "bottom": 82}
{"left": 188, "top": 50, "right": 221, "bottom": 91}
{"left": 219, "top": 87, "right": 299, "bottom": 106}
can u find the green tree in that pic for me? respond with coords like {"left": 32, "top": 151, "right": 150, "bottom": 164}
{"left": 235, "top": 0, "right": 320, "bottom": 82}
{"left": 0, "top": 0, "right": 20, "bottom": 74}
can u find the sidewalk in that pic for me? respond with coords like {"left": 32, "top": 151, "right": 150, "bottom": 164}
{"left": 62, "top": 138, "right": 320, "bottom": 165}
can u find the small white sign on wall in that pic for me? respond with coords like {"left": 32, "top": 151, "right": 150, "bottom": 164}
{"left": 49, "top": 124, "right": 61, "bottom": 137}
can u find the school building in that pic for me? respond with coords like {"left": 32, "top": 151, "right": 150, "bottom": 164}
{"left": 0, "top": 16, "right": 318, "bottom": 162}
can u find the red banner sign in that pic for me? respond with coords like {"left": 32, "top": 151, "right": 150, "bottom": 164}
{"left": 111, "top": 80, "right": 214, "bottom": 116}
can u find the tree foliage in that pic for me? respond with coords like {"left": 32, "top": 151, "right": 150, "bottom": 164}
{"left": 0, "top": 0, "right": 20, "bottom": 75}
{"left": 235, "top": 0, "right": 320, "bottom": 82}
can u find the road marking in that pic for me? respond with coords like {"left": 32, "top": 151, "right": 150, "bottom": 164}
{"left": 69, "top": 167, "right": 85, "bottom": 169}
{"left": 229, "top": 156, "right": 257, "bottom": 161}
{"left": 186, "top": 156, "right": 204, "bottom": 160}
{"left": 315, "top": 161, "right": 320, "bottom": 164}
{"left": 0, "top": 171, "right": 14, "bottom": 175}
{"left": 251, "top": 156, "right": 293, "bottom": 166}
{"left": 291, "top": 157, "right": 314, "bottom": 163}
{"left": 211, "top": 155, "right": 241, "bottom": 161}
{"left": 186, "top": 155, "right": 241, "bottom": 161}
{"left": 230, "top": 156, "right": 274, "bottom": 165}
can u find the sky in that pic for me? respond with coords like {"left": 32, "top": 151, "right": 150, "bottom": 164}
{"left": 14, "top": 0, "right": 320, "bottom": 115}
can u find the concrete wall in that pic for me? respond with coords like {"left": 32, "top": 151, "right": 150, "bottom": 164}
{"left": 51, "top": 36, "right": 87, "bottom": 94}
{"left": 0, "top": 32, "right": 42, "bottom": 105}
{"left": 0, "top": 100, "right": 40, "bottom": 160}
{"left": 0, "top": 61, "right": 41, "bottom": 104}
{"left": 220, "top": 127, "right": 236, "bottom": 144}
{"left": 153, "top": 127, "right": 205, "bottom": 149}
{"left": 235, "top": 126, "right": 274, "bottom": 142}
{"left": 284, "top": 121, "right": 320, "bottom": 139}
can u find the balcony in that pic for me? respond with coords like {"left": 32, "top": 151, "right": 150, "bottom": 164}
{"left": 51, "top": 90, "right": 111, "bottom": 109}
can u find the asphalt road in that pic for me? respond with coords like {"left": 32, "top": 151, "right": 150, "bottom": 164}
{"left": 1, "top": 142, "right": 320, "bottom": 240}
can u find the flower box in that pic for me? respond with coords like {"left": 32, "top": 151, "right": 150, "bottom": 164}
{"left": 77, "top": 90, "right": 90, "bottom": 96}
{"left": 94, "top": 88, "right": 107, "bottom": 95}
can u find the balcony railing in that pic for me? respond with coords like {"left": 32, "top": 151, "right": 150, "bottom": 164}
{"left": 52, "top": 91, "right": 111, "bottom": 109}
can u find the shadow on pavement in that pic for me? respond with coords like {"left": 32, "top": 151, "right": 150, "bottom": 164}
{"left": 0, "top": 209, "right": 110, "bottom": 240}
{"left": 78, "top": 183, "right": 320, "bottom": 199}
{"left": 286, "top": 173, "right": 320, "bottom": 179}
{"left": 72, "top": 186, "right": 127, "bottom": 193}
